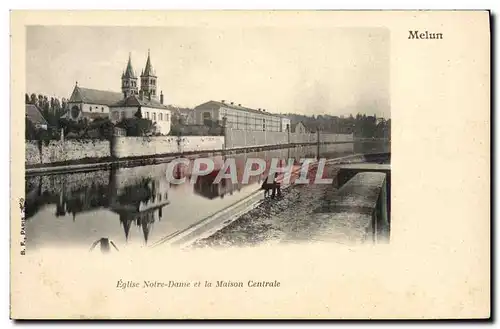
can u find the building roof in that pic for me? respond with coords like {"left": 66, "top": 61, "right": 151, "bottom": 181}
{"left": 177, "top": 108, "right": 193, "bottom": 115}
{"left": 111, "top": 95, "right": 169, "bottom": 110}
{"left": 141, "top": 50, "right": 155, "bottom": 77}
{"left": 195, "top": 100, "right": 284, "bottom": 118}
{"left": 290, "top": 121, "right": 307, "bottom": 132}
{"left": 69, "top": 85, "right": 124, "bottom": 106}
{"left": 122, "top": 53, "right": 137, "bottom": 79}
{"left": 25, "top": 104, "right": 48, "bottom": 126}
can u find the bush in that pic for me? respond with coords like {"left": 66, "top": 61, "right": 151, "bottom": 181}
{"left": 116, "top": 118, "right": 154, "bottom": 137}
{"left": 25, "top": 118, "right": 38, "bottom": 140}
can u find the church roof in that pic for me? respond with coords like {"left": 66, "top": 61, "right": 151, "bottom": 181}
{"left": 111, "top": 95, "right": 169, "bottom": 110}
{"left": 141, "top": 50, "right": 155, "bottom": 77}
{"left": 25, "top": 104, "right": 48, "bottom": 126}
{"left": 69, "top": 85, "right": 123, "bottom": 106}
{"left": 122, "top": 53, "right": 137, "bottom": 79}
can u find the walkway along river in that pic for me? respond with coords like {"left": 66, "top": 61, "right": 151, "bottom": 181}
{"left": 24, "top": 141, "right": 389, "bottom": 252}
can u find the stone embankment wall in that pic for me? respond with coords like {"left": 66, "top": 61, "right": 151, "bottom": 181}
{"left": 224, "top": 127, "right": 353, "bottom": 149}
{"left": 25, "top": 131, "right": 356, "bottom": 165}
{"left": 110, "top": 136, "right": 225, "bottom": 159}
{"left": 26, "top": 140, "right": 110, "bottom": 165}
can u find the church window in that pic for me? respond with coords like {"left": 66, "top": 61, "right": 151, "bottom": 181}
{"left": 89, "top": 107, "right": 92, "bottom": 112}
{"left": 153, "top": 113, "right": 156, "bottom": 121}
{"left": 101, "top": 107, "right": 104, "bottom": 112}
{"left": 166, "top": 114, "right": 169, "bottom": 121}
{"left": 159, "top": 113, "right": 163, "bottom": 121}
{"left": 146, "top": 112, "right": 150, "bottom": 119}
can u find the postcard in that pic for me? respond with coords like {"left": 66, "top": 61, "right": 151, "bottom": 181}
{"left": 10, "top": 10, "right": 490, "bottom": 319}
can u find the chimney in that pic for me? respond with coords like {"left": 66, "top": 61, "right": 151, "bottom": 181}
{"left": 221, "top": 100, "right": 225, "bottom": 103}
{"left": 231, "top": 102, "right": 234, "bottom": 105}
{"left": 160, "top": 91, "right": 164, "bottom": 105}
{"left": 238, "top": 104, "right": 241, "bottom": 106}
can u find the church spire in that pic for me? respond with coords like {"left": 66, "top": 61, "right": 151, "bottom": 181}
{"left": 123, "top": 52, "right": 136, "bottom": 79}
{"left": 140, "top": 49, "right": 158, "bottom": 99}
{"left": 142, "top": 49, "right": 155, "bottom": 77}
{"left": 121, "top": 52, "right": 138, "bottom": 98}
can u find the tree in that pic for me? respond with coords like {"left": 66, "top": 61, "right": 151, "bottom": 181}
{"left": 30, "top": 94, "right": 37, "bottom": 105}
{"left": 116, "top": 118, "right": 154, "bottom": 136}
{"left": 61, "top": 98, "right": 68, "bottom": 111}
{"left": 53, "top": 98, "right": 61, "bottom": 115}
{"left": 50, "top": 97, "right": 55, "bottom": 113}
{"left": 25, "top": 93, "right": 30, "bottom": 104}
{"left": 25, "top": 118, "right": 38, "bottom": 140}
{"left": 43, "top": 96, "right": 50, "bottom": 112}
{"left": 134, "top": 106, "right": 143, "bottom": 119}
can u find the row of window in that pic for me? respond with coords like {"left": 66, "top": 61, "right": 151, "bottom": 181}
{"left": 223, "top": 113, "right": 281, "bottom": 122}
{"left": 145, "top": 111, "right": 169, "bottom": 122}
{"left": 220, "top": 111, "right": 281, "bottom": 121}
{"left": 123, "top": 80, "right": 137, "bottom": 87}
{"left": 89, "top": 106, "right": 105, "bottom": 113}
{"left": 141, "top": 78, "right": 156, "bottom": 85}
{"left": 226, "top": 122, "right": 282, "bottom": 132}
{"left": 111, "top": 110, "right": 170, "bottom": 122}
{"left": 226, "top": 121, "right": 280, "bottom": 129}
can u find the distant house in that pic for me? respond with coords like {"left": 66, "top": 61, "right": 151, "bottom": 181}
{"left": 109, "top": 94, "right": 172, "bottom": 135}
{"left": 290, "top": 121, "right": 308, "bottom": 134}
{"left": 176, "top": 108, "right": 194, "bottom": 124}
{"left": 25, "top": 104, "right": 48, "bottom": 130}
{"left": 65, "top": 84, "right": 123, "bottom": 121}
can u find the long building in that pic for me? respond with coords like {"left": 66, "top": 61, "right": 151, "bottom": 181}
{"left": 193, "top": 100, "right": 291, "bottom": 132}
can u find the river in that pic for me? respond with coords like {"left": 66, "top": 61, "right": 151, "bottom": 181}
{"left": 24, "top": 141, "right": 389, "bottom": 252}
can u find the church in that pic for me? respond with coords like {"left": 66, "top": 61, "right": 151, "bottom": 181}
{"left": 65, "top": 51, "right": 172, "bottom": 135}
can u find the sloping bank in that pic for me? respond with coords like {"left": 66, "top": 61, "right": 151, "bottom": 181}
{"left": 152, "top": 153, "right": 383, "bottom": 249}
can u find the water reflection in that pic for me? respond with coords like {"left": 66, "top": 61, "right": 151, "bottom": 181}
{"left": 25, "top": 143, "right": 384, "bottom": 250}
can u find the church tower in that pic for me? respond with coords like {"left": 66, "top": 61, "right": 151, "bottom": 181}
{"left": 121, "top": 53, "right": 138, "bottom": 98}
{"left": 140, "top": 49, "right": 157, "bottom": 100}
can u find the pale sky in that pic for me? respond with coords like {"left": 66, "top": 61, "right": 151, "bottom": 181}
{"left": 26, "top": 26, "right": 390, "bottom": 118}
